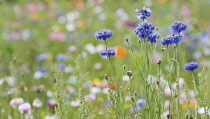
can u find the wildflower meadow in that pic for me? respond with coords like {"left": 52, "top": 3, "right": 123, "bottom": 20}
{"left": 1, "top": 0, "right": 210, "bottom": 119}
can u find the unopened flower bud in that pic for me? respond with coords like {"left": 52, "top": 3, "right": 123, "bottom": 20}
{"left": 157, "top": 59, "right": 162, "bottom": 64}
{"left": 125, "top": 38, "right": 128, "bottom": 42}
{"left": 127, "top": 71, "right": 132, "bottom": 77}
{"left": 104, "top": 74, "right": 109, "bottom": 80}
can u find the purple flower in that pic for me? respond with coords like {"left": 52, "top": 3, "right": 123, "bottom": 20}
{"left": 136, "top": 98, "right": 146, "bottom": 107}
{"left": 184, "top": 61, "right": 199, "bottom": 71}
{"left": 95, "top": 29, "right": 112, "bottom": 40}
{"left": 136, "top": 6, "right": 152, "bottom": 20}
{"left": 146, "top": 31, "right": 160, "bottom": 43}
{"left": 171, "top": 21, "right": 187, "bottom": 33}
{"left": 37, "top": 66, "right": 47, "bottom": 74}
{"left": 171, "top": 33, "right": 184, "bottom": 44}
{"left": 58, "top": 63, "right": 66, "bottom": 69}
{"left": 100, "top": 48, "right": 116, "bottom": 57}
{"left": 134, "top": 21, "right": 155, "bottom": 39}
{"left": 161, "top": 35, "right": 173, "bottom": 46}
{"left": 56, "top": 54, "right": 67, "bottom": 61}
{"left": 36, "top": 54, "right": 48, "bottom": 61}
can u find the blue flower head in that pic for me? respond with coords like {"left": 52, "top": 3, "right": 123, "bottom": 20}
{"left": 36, "top": 54, "right": 48, "bottom": 61}
{"left": 136, "top": 98, "right": 146, "bottom": 107}
{"left": 136, "top": 6, "right": 152, "bottom": 20}
{"left": 130, "top": 105, "right": 142, "bottom": 113}
{"left": 161, "top": 35, "right": 173, "bottom": 46}
{"left": 37, "top": 65, "right": 47, "bottom": 74}
{"left": 146, "top": 31, "right": 160, "bottom": 43}
{"left": 100, "top": 48, "right": 116, "bottom": 57}
{"left": 171, "top": 21, "right": 187, "bottom": 33}
{"left": 56, "top": 54, "right": 67, "bottom": 61}
{"left": 171, "top": 33, "right": 184, "bottom": 44}
{"left": 95, "top": 29, "right": 112, "bottom": 40}
{"left": 184, "top": 61, "right": 199, "bottom": 71}
{"left": 58, "top": 63, "right": 66, "bottom": 69}
{"left": 134, "top": 21, "right": 155, "bottom": 39}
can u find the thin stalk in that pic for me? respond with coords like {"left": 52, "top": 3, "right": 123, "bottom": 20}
{"left": 192, "top": 71, "right": 198, "bottom": 119}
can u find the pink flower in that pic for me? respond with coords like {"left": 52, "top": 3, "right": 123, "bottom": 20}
{"left": 181, "top": 5, "right": 191, "bottom": 17}
{"left": 164, "top": 86, "right": 171, "bottom": 96}
{"left": 153, "top": 53, "right": 162, "bottom": 63}
{"left": 49, "top": 32, "right": 66, "bottom": 41}
{"left": 18, "top": 103, "right": 31, "bottom": 114}
{"left": 27, "top": 3, "right": 39, "bottom": 12}
{"left": 10, "top": 98, "right": 24, "bottom": 106}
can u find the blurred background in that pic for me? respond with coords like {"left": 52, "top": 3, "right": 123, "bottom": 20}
{"left": 0, "top": 0, "right": 210, "bottom": 118}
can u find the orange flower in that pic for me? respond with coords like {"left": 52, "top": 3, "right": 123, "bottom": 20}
{"left": 115, "top": 46, "right": 126, "bottom": 58}
{"left": 76, "top": 20, "right": 86, "bottom": 28}
{"left": 181, "top": 101, "right": 198, "bottom": 109}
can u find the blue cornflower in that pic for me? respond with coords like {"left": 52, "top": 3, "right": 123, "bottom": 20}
{"left": 36, "top": 54, "right": 48, "bottom": 61}
{"left": 136, "top": 98, "right": 146, "bottom": 107}
{"left": 171, "top": 21, "right": 187, "bottom": 33}
{"left": 95, "top": 29, "right": 112, "bottom": 40}
{"left": 130, "top": 105, "right": 142, "bottom": 113}
{"left": 146, "top": 31, "right": 160, "bottom": 43}
{"left": 161, "top": 35, "right": 173, "bottom": 46}
{"left": 134, "top": 21, "right": 155, "bottom": 39}
{"left": 184, "top": 61, "right": 199, "bottom": 71}
{"left": 100, "top": 48, "right": 116, "bottom": 57}
{"left": 171, "top": 33, "right": 184, "bottom": 44}
{"left": 104, "top": 101, "right": 111, "bottom": 106}
{"left": 37, "top": 66, "right": 47, "bottom": 74}
{"left": 58, "top": 63, "right": 66, "bottom": 69}
{"left": 136, "top": 6, "right": 152, "bottom": 20}
{"left": 56, "top": 54, "right": 67, "bottom": 61}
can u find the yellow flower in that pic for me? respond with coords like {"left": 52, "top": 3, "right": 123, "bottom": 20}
{"left": 45, "top": 0, "right": 53, "bottom": 3}
{"left": 124, "top": 103, "right": 130, "bottom": 109}
{"left": 93, "top": 79, "right": 101, "bottom": 86}
{"left": 31, "top": 13, "right": 40, "bottom": 20}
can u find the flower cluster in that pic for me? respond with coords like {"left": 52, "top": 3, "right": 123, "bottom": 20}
{"left": 100, "top": 48, "right": 116, "bottom": 57}
{"left": 161, "top": 22, "right": 187, "bottom": 45}
{"left": 134, "top": 7, "right": 159, "bottom": 42}
{"left": 95, "top": 29, "right": 112, "bottom": 40}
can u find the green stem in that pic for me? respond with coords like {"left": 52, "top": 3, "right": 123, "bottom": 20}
{"left": 192, "top": 71, "right": 197, "bottom": 119}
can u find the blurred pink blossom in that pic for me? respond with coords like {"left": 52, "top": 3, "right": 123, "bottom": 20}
{"left": 18, "top": 103, "right": 31, "bottom": 114}
{"left": 27, "top": 3, "right": 39, "bottom": 12}
{"left": 49, "top": 32, "right": 66, "bottom": 41}
{"left": 10, "top": 98, "right": 24, "bottom": 106}
{"left": 181, "top": 5, "right": 191, "bottom": 17}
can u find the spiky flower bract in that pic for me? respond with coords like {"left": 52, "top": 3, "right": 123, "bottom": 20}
{"left": 100, "top": 48, "right": 116, "bottom": 57}
{"left": 171, "top": 21, "right": 187, "bottom": 33}
{"left": 136, "top": 6, "right": 152, "bottom": 20}
{"left": 134, "top": 21, "right": 155, "bottom": 39}
{"left": 95, "top": 29, "right": 112, "bottom": 40}
{"left": 184, "top": 61, "right": 199, "bottom": 71}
